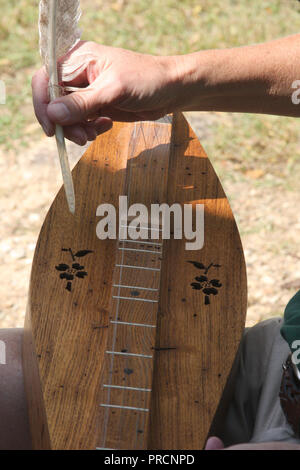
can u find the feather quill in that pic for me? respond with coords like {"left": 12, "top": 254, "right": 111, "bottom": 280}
{"left": 39, "top": 0, "right": 82, "bottom": 215}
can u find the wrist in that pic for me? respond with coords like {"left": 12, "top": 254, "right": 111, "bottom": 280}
{"left": 159, "top": 51, "right": 217, "bottom": 112}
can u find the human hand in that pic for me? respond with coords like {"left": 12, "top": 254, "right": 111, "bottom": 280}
{"left": 32, "top": 41, "right": 181, "bottom": 145}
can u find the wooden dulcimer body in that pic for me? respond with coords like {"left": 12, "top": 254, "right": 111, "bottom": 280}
{"left": 23, "top": 113, "right": 247, "bottom": 450}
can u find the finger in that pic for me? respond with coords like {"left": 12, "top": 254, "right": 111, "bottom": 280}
{"left": 83, "top": 118, "right": 113, "bottom": 141}
{"left": 100, "top": 107, "right": 167, "bottom": 122}
{"left": 47, "top": 82, "right": 165, "bottom": 126}
{"left": 46, "top": 71, "right": 124, "bottom": 126}
{"left": 47, "top": 87, "right": 100, "bottom": 126}
{"left": 86, "top": 118, "right": 113, "bottom": 140}
{"left": 63, "top": 118, "right": 113, "bottom": 145}
{"left": 48, "top": 75, "right": 121, "bottom": 126}
{"left": 204, "top": 437, "right": 225, "bottom": 450}
{"left": 58, "top": 40, "right": 91, "bottom": 86}
{"left": 32, "top": 68, "right": 55, "bottom": 137}
{"left": 63, "top": 125, "right": 88, "bottom": 146}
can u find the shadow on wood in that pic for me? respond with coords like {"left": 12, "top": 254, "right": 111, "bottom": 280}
{"left": 23, "top": 113, "right": 247, "bottom": 450}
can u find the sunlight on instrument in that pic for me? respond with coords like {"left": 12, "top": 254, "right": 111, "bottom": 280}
{"left": 23, "top": 113, "right": 247, "bottom": 450}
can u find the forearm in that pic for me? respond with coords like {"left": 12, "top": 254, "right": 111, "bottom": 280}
{"left": 171, "top": 34, "right": 300, "bottom": 117}
{"left": 33, "top": 36, "right": 300, "bottom": 144}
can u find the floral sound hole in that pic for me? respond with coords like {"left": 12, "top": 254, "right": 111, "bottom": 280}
{"left": 55, "top": 248, "right": 93, "bottom": 292}
{"left": 188, "top": 261, "right": 222, "bottom": 305}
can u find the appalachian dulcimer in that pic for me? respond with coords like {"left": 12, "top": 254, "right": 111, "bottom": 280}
{"left": 23, "top": 112, "right": 247, "bottom": 450}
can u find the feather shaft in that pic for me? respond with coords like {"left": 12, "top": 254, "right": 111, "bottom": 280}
{"left": 48, "top": 0, "right": 75, "bottom": 214}
{"left": 39, "top": 0, "right": 82, "bottom": 215}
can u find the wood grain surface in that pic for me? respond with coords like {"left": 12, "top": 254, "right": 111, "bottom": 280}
{"left": 23, "top": 113, "right": 247, "bottom": 450}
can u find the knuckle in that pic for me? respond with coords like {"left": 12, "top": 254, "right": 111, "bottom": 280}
{"left": 81, "top": 40, "right": 98, "bottom": 53}
{"left": 84, "top": 40, "right": 94, "bottom": 49}
{"left": 69, "top": 92, "right": 90, "bottom": 116}
{"left": 111, "top": 72, "right": 127, "bottom": 98}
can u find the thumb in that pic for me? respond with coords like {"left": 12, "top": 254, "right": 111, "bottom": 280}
{"left": 47, "top": 84, "right": 107, "bottom": 126}
{"left": 204, "top": 436, "right": 225, "bottom": 450}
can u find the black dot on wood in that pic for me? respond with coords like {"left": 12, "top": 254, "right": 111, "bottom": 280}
{"left": 124, "top": 368, "right": 134, "bottom": 375}
{"left": 131, "top": 291, "right": 140, "bottom": 297}
{"left": 121, "top": 349, "right": 128, "bottom": 353}
{"left": 181, "top": 298, "right": 186, "bottom": 302}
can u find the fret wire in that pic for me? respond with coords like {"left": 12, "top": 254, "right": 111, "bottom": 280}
{"left": 112, "top": 284, "right": 159, "bottom": 292}
{"left": 100, "top": 404, "right": 149, "bottom": 412}
{"left": 112, "top": 295, "right": 158, "bottom": 303}
{"left": 118, "top": 247, "right": 162, "bottom": 254}
{"left": 96, "top": 447, "right": 116, "bottom": 450}
{"left": 103, "top": 384, "right": 152, "bottom": 392}
{"left": 116, "top": 264, "right": 160, "bottom": 271}
{"left": 110, "top": 320, "right": 156, "bottom": 328}
{"left": 106, "top": 351, "right": 153, "bottom": 359}
{"left": 119, "top": 239, "right": 162, "bottom": 247}
{"left": 120, "top": 225, "right": 163, "bottom": 232}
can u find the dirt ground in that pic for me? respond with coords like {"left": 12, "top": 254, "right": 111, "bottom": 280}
{"left": 1, "top": 113, "right": 300, "bottom": 328}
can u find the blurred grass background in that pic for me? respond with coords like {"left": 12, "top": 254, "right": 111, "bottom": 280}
{"left": 1, "top": 0, "right": 300, "bottom": 327}
{"left": 0, "top": 0, "right": 300, "bottom": 156}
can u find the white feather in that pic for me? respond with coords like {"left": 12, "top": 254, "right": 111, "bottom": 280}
{"left": 39, "top": 0, "right": 82, "bottom": 215}
{"left": 39, "top": 0, "right": 81, "bottom": 75}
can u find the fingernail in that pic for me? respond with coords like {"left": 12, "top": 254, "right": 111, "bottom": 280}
{"left": 74, "top": 131, "right": 87, "bottom": 146}
{"left": 96, "top": 122, "right": 113, "bottom": 134}
{"left": 48, "top": 103, "right": 70, "bottom": 122}
{"left": 42, "top": 121, "right": 52, "bottom": 137}
{"left": 74, "top": 138, "right": 86, "bottom": 146}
